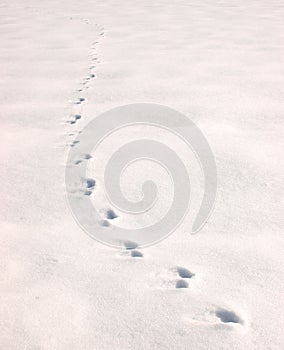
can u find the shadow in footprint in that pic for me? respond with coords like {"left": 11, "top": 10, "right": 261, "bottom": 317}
{"left": 83, "top": 154, "right": 92, "bottom": 160}
{"left": 84, "top": 190, "right": 92, "bottom": 196}
{"left": 176, "top": 280, "right": 189, "bottom": 289}
{"left": 86, "top": 178, "right": 96, "bottom": 189}
{"left": 70, "top": 140, "right": 80, "bottom": 147}
{"left": 177, "top": 267, "right": 194, "bottom": 279}
{"left": 131, "top": 250, "right": 143, "bottom": 258}
{"left": 100, "top": 220, "right": 110, "bottom": 227}
{"left": 106, "top": 209, "right": 117, "bottom": 220}
{"left": 215, "top": 308, "right": 243, "bottom": 324}
{"left": 123, "top": 240, "right": 138, "bottom": 250}
{"left": 75, "top": 97, "right": 85, "bottom": 104}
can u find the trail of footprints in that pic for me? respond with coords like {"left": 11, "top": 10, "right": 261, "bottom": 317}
{"left": 122, "top": 241, "right": 244, "bottom": 327}
{"left": 65, "top": 22, "right": 112, "bottom": 226}
{"left": 63, "top": 21, "right": 245, "bottom": 330}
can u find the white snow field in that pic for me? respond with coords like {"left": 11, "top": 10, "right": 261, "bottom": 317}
{"left": 1, "top": 0, "right": 284, "bottom": 349}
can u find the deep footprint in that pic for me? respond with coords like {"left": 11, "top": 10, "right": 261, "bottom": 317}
{"left": 131, "top": 250, "right": 143, "bottom": 258}
{"left": 177, "top": 267, "right": 195, "bottom": 279}
{"left": 86, "top": 178, "right": 96, "bottom": 189}
{"left": 106, "top": 209, "right": 117, "bottom": 220}
{"left": 215, "top": 308, "right": 243, "bottom": 324}
{"left": 123, "top": 240, "right": 138, "bottom": 250}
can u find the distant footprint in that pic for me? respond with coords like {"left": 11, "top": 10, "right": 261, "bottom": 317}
{"left": 74, "top": 97, "right": 85, "bottom": 104}
{"left": 83, "top": 154, "right": 92, "bottom": 160}
{"left": 70, "top": 140, "right": 80, "bottom": 147}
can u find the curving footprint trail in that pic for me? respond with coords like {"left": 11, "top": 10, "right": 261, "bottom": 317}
{"left": 62, "top": 15, "right": 247, "bottom": 338}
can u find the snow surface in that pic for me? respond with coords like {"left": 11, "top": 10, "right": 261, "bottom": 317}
{"left": 1, "top": 0, "right": 284, "bottom": 349}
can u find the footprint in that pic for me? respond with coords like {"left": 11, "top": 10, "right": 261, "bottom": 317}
{"left": 106, "top": 209, "right": 117, "bottom": 220}
{"left": 83, "top": 154, "right": 92, "bottom": 160}
{"left": 175, "top": 280, "right": 189, "bottom": 289}
{"left": 75, "top": 97, "right": 85, "bottom": 104}
{"left": 70, "top": 140, "right": 80, "bottom": 147}
{"left": 86, "top": 178, "right": 96, "bottom": 189}
{"left": 100, "top": 219, "right": 110, "bottom": 227}
{"left": 123, "top": 240, "right": 138, "bottom": 250}
{"left": 177, "top": 267, "right": 194, "bottom": 279}
{"left": 74, "top": 114, "right": 81, "bottom": 121}
{"left": 131, "top": 250, "right": 143, "bottom": 258}
{"left": 83, "top": 178, "right": 96, "bottom": 196}
{"left": 68, "top": 114, "right": 81, "bottom": 125}
{"left": 215, "top": 308, "right": 243, "bottom": 325}
{"left": 84, "top": 190, "right": 92, "bottom": 196}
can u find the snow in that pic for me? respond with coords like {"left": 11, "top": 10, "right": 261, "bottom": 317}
{"left": 1, "top": 0, "right": 284, "bottom": 349}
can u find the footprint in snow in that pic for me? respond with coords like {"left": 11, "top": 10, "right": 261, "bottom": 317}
{"left": 84, "top": 190, "right": 92, "bottom": 196}
{"left": 83, "top": 154, "right": 92, "bottom": 160}
{"left": 100, "top": 219, "right": 110, "bottom": 227}
{"left": 74, "top": 97, "right": 85, "bottom": 104}
{"left": 86, "top": 178, "right": 96, "bottom": 189}
{"left": 98, "top": 208, "right": 118, "bottom": 227}
{"left": 131, "top": 250, "right": 143, "bottom": 258}
{"left": 122, "top": 240, "right": 143, "bottom": 258}
{"left": 186, "top": 307, "right": 245, "bottom": 328}
{"left": 175, "top": 280, "right": 189, "bottom": 289}
{"left": 177, "top": 267, "right": 195, "bottom": 279}
{"left": 70, "top": 140, "right": 80, "bottom": 147}
{"left": 67, "top": 114, "right": 81, "bottom": 125}
{"left": 106, "top": 209, "right": 117, "bottom": 220}
{"left": 83, "top": 178, "right": 96, "bottom": 196}
{"left": 215, "top": 308, "right": 244, "bottom": 325}
{"left": 175, "top": 267, "right": 194, "bottom": 289}
{"left": 123, "top": 240, "right": 138, "bottom": 250}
